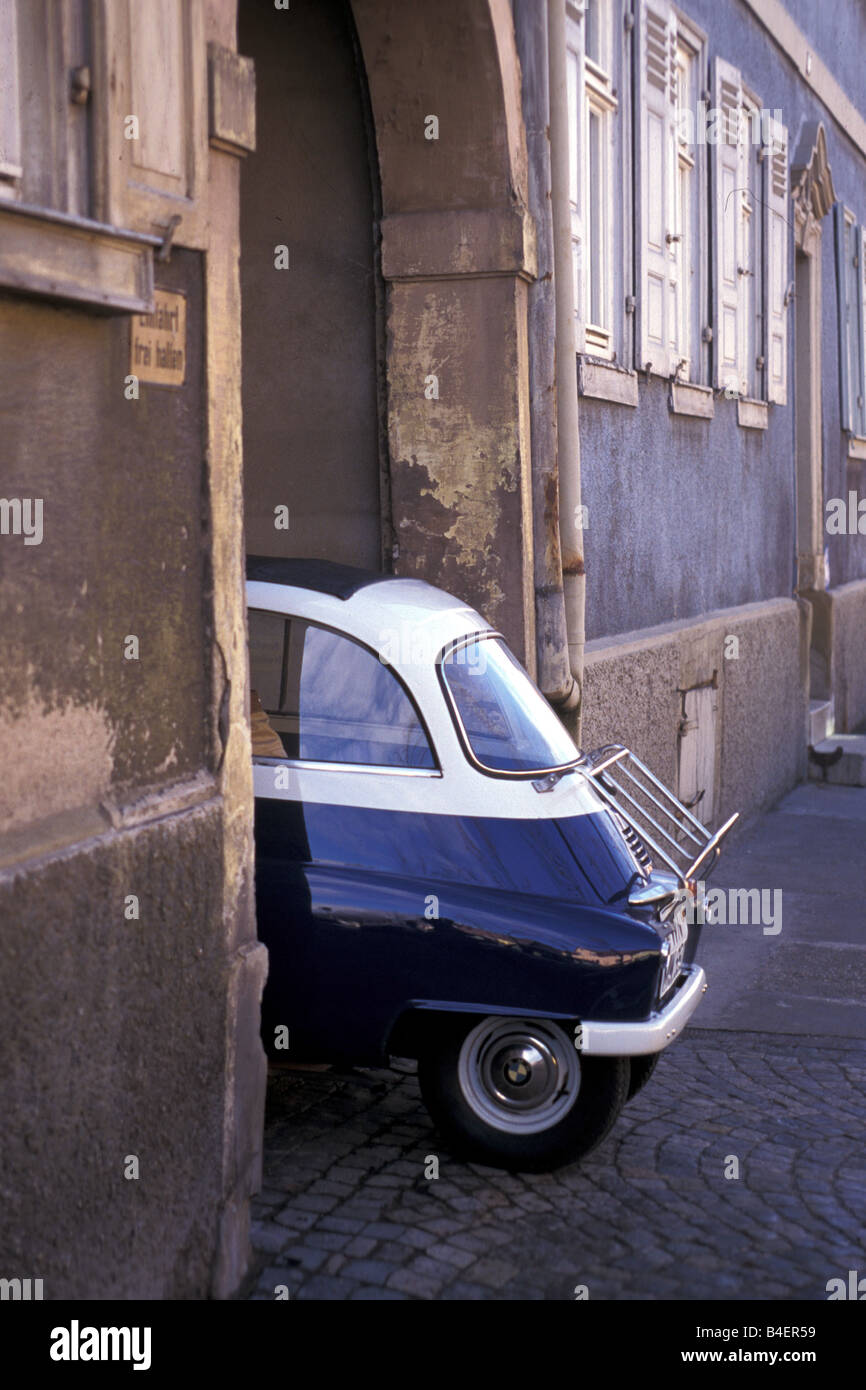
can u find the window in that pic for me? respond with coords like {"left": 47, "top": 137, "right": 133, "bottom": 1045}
{"left": 440, "top": 637, "right": 579, "bottom": 775}
{"left": 764, "top": 115, "right": 790, "bottom": 405}
{"left": 567, "top": 0, "right": 621, "bottom": 360}
{"left": 0, "top": 0, "right": 22, "bottom": 200}
{"left": 0, "top": 0, "right": 91, "bottom": 215}
{"left": 248, "top": 611, "right": 435, "bottom": 769}
{"left": 672, "top": 39, "right": 694, "bottom": 375}
{"left": 636, "top": 1, "right": 707, "bottom": 381}
{"left": 835, "top": 205, "right": 866, "bottom": 438}
{"left": 712, "top": 58, "right": 789, "bottom": 403}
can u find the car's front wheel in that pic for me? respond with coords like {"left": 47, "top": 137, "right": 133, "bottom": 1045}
{"left": 417, "top": 1016, "right": 629, "bottom": 1172}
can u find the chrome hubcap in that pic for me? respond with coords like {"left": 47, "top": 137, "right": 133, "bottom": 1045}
{"left": 458, "top": 1019, "right": 581, "bottom": 1134}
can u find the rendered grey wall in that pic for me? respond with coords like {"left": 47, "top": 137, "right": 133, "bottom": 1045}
{"left": 581, "top": 598, "right": 807, "bottom": 825}
{"left": 239, "top": 0, "right": 382, "bottom": 569}
{"left": 580, "top": 378, "right": 795, "bottom": 640}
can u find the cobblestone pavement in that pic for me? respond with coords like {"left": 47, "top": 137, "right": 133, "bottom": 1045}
{"left": 245, "top": 1030, "right": 866, "bottom": 1300}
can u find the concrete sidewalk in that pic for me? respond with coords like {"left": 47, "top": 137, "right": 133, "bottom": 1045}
{"left": 691, "top": 783, "right": 866, "bottom": 1038}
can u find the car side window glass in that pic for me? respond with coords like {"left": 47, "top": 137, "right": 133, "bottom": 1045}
{"left": 249, "top": 610, "right": 435, "bottom": 769}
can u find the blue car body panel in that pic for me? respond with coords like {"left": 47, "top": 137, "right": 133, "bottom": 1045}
{"left": 255, "top": 799, "right": 675, "bottom": 1063}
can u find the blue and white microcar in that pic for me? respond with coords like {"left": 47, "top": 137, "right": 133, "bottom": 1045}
{"left": 247, "top": 557, "right": 737, "bottom": 1171}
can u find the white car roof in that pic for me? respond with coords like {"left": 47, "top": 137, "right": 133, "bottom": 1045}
{"left": 246, "top": 556, "right": 494, "bottom": 670}
{"left": 245, "top": 556, "right": 606, "bottom": 822}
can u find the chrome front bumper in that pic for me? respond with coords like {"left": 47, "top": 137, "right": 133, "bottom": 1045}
{"left": 580, "top": 965, "right": 707, "bottom": 1057}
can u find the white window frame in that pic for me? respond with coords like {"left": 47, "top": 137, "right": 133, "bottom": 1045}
{"left": 763, "top": 110, "right": 789, "bottom": 405}
{"left": 712, "top": 57, "right": 789, "bottom": 403}
{"left": 835, "top": 203, "right": 866, "bottom": 437}
{"left": 739, "top": 86, "right": 761, "bottom": 401}
{"left": 636, "top": 0, "right": 707, "bottom": 382}
{"left": 567, "top": 0, "right": 619, "bottom": 362}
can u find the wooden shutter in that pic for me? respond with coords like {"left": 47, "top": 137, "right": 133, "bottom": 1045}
{"left": 764, "top": 115, "right": 789, "bottom": 405}
{"left": 712, "top": 58, "right": 743, "bottom": 392}
{"left": 0, "top": 0, "right": 22, "bottom": 195}
{"left": 566, "top": 5, "right": 586, "bottom": 352}
{"left": 637, "top": 0, "right": 676, "bottom": 375}
{"left": 835, "top": 207, "right": 866, "bottom": 435}
{"left": 835, "top": 206, "right": 853, "bottom": 431}
{"left": 860, "top": 225, "right": 866, "bottom": 434}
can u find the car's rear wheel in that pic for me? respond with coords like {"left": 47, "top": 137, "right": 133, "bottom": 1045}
{"left": 417, "top": 1016, "right": 629, "bottom": 1172}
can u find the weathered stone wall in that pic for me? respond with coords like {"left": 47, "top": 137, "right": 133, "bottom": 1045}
{"left": 0, "top": 0, "right": 266, "bottom": 1299}
{"left": 580, "top": 598, "right": 808, "bottom": 827}
{"left": 830, "top": 578, "right": 866, "bottom": 733}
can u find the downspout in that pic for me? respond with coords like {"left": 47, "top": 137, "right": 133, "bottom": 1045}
{"left": 547, "top": 0, "right": 586, "bottom": 740}
{"left": 512, "top": 0, "right": 574, "bottom": 707}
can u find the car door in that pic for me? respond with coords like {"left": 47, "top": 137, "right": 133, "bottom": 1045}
{"left": 249, "top": 607, "right": 442, "bottom": 1061}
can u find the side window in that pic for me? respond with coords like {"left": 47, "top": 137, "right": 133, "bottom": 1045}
{"left": 248, "top": 611, "right": 436, "bottom": 769}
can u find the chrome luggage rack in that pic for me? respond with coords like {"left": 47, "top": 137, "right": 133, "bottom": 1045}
{"left": 578, "top": 744, "right": 739, "bottom": 888}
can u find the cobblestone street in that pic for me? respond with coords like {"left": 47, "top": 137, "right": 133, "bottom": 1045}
{"left": 246, "top": 1032, "right": 866, "bottom": 1301}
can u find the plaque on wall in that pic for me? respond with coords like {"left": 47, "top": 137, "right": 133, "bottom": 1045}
{"left": 130, "top": 289, "right": 187, "bottom": 386}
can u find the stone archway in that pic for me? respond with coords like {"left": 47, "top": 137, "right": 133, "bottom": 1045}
{"left": 350, "top": 0, "right": 538, "bottom": 666}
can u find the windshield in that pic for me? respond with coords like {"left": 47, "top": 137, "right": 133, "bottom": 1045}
{"left": 440, "top": 636, "right": 580, "bottom": 774}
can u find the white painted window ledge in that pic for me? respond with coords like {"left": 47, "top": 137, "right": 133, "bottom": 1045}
{"left": 737, "top": 397, "right": 769, "bottom": 430}
{"left": 578, "top": 357, "right": 638, "bottom": 406}
{"left": 669, "top": 381, "right": 715, "bottom": 418}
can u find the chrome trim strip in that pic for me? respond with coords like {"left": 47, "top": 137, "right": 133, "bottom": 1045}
{"left": 253, "top": 758, "right": 443, "bottom": 778}
{"left": 580, "top": 965, "right": 708, "bottom": 1056}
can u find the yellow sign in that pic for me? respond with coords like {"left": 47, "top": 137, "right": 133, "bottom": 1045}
{"left": 131, "top": 290, "right": 187, "bottom": 386}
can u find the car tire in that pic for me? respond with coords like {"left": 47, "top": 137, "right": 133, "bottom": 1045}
{"left": 626, "top": 1052, "right": 659, "bottom": 1102}
{"left": 417, "top": 1015, "right": 630, "bottom": 1172}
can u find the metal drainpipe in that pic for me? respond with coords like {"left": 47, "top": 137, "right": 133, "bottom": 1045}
{"left": 547, "top": 0, "right": 586, "bottom": 740}
{"left": 512, "top": 0, "right": 574, "bottom": 708}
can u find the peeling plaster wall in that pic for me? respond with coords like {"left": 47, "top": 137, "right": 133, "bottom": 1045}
{"left": 0, "top": 256, "right": 209, "bottom": 805}
{"left": 0, "top": 3, "right": 266, "bottom": 1297}
{"left": 352, "top": 0, "right": 537, "bottom": 663}
{"left": 387, "top": 275, "right": 535, "bottom": 660}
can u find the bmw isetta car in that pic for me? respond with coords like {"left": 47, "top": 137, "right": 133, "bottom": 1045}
{"left": 247, "top": 556, "right": 738, "bottom": 1171}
